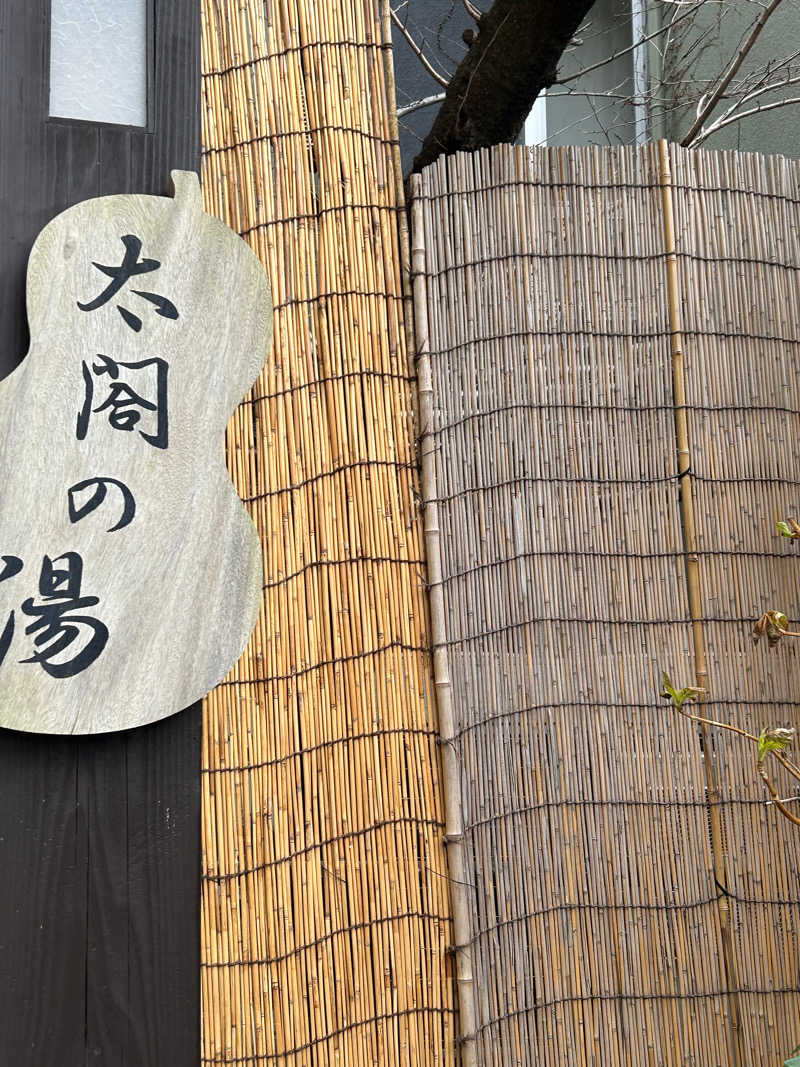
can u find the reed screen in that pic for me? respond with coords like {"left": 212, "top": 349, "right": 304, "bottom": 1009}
{"left": 200, "top": 3, "right": 455, "bottom": 1064}
{"left": 412, "top": 142, "right": 800, "bottom": 1067}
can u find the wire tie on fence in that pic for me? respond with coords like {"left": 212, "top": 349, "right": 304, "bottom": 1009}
{"left": 424, "top": 863, "right": 475, "bottom": 889}
{"left": 443, "top": 832, "right": 463, "bottom": 845}
{"left": 446, "top": 942, "right": 475, "bottom": 961}
{"left": 436, "top": 735, "right": 460, "bottom": 754}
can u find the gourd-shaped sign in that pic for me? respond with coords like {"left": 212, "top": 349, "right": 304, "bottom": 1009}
{"left": 0, "top": 172, "right": 271, "bottom": 734}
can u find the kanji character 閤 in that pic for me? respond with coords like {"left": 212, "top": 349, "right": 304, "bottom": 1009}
{"left": 77, "top": 353, "right": 169, "bottom": 450}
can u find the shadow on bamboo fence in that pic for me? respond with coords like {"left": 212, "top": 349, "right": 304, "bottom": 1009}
{"left": 199, "top": 2, "right": 455, "bottom": 1064}
{"left": 412, "top": 142, "right": 800, "bottom": 1067}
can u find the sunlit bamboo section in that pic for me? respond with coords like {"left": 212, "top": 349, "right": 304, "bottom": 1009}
{"left": 413, "top": 142, "right": 800, "bottom": 1066}
{"left": 199, "top": 2, "right": 455, "bottom": 1063}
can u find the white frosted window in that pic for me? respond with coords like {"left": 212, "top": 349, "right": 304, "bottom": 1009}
{"left": 49, "top": 0, "right": 148, "bottom": 127}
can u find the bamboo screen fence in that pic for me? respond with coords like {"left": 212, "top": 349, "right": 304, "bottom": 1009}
{"left": 199, "top": 2, "right": 455, "bottom": 1064}
{"left": 196, "top": 8, "right": 800, "bottom": 1062}
{"left": 411, "top": 143, "right": 800, "bottom": 1067}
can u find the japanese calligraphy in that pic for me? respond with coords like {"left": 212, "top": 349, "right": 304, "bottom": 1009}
{"left": 77, "top": 234, "right": 179, "bottom": 332}
{"left": 68, "top": 477, "right": 136, "bottom": 532}
{"left": 0, "top": 555, "right": 23, "bottom": 667}
{"left": 0, "top": 553, "right": 108, "bottom": 679}
{"left": 0, "top": 170, "right": 272, "bottom": 732}
{"left": 77, "top": 353, "right": 169, "bottom": 449}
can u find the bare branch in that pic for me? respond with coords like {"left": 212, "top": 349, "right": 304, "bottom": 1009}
{"left": 401, "top": 0, "right": 800, "bottom": 173}
{"left": 670, "top": 700, "right": 800, "bottom": 827}
{"left": 397, "top": 92, "right": 447, "bottom": 117}
{"left": 690, "top": 93, "right": 800, "bottom": 144}
{"left": 542, "top": 78, "right": 660, "bottom": 144}
{"left": 461, "top": 0, "right": 482, "bottom": 21}
{"left": 672, "top": 703, "right": 759, "bottom": 744}
{"left": 390, "top": 7, "right": 450, "bottom": 88}
{"left": 689, "top": 69, "right": 800, "bottom": 142}
{"left": 681, "top": 0, "right": 787, "bottom": 145}
{"left": 556, "top": 3, "right": 701, "bottom": 86}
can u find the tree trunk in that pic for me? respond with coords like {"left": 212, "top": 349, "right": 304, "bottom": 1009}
{"left": 412, "top": 0, "right": 596, "bottom": 173}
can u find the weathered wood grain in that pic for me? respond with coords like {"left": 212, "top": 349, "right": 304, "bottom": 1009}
{"left": 0, "top": 2, "right": 202, "bottom": 1063}
{"left": 0, "top": 171, "right": 272, "bottom": 734}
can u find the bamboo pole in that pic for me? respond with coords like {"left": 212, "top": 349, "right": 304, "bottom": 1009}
{"left": 657, "top": 137, "right": 744, "bottom": 1067}
{"left": 410, "top": 171, "right": 478, "bottom": 1067}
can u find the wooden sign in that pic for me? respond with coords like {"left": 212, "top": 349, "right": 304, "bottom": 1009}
{"left": 0, "top": 171, "right": 272, "bottom": 734}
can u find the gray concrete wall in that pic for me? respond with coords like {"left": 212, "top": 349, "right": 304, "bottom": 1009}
{"left": 543, "top": 0, "right": 636, "bottom": 146}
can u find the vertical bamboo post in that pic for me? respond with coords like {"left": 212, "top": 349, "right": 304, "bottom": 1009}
{"left": 410, "top": 171, "right": 478, "bottom": 1067}
{"left": 658, "top": 138, "right": 744, "bottom": 1067}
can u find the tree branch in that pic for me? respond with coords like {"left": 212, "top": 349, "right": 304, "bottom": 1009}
{"left": 689, "top": 68, "right": 800, "bottom": 144}
{"left": 689, "top": 94, "right": 800, "bottom": 144}
{"left": 759, "top": 764, "right": 800, "bottom": 826}
{"left": 390, "top": 7, "right": 450, "bottom": 88}
{"left": 673, "top": 703, "right": 759, "bottom": 744}
{"left": 681, "top": 0, "right": 787, "bottom": 146}
{"left": 671, "top": 702, "right": 800, "bottom": 826}
{"left": 398, "top": 92, "right": 447, "bottom": 117}
{"left": 776, "top": 752, "right": 800, "bottom": 785}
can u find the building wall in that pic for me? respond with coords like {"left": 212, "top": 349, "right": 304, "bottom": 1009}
{"left": 541, "top": 0, "right": 637, "bottom": 147}
{"left": 545, "top": 0, "right": 800, "bottom": 157}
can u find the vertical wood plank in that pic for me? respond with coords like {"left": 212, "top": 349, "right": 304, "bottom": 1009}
{"left": 0, "top": 1, "right": 201, "bottom": 1064}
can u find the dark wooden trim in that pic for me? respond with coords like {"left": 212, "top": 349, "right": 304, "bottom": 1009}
{"left": 0, "top": 2, "right": 201, "bottom": 1064}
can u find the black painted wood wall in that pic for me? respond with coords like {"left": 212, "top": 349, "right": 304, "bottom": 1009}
{"left": 0, "top": 3, "right": 201, "bottom": 1064}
